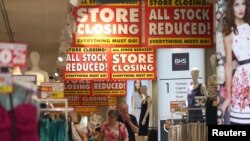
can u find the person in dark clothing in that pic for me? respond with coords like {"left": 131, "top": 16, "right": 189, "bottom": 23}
{"left": 118, "top": 103, "right": 139, "bottom": 141}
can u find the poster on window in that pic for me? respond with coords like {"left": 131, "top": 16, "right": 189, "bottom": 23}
{"left": 72, "top": 0, "right": 142, "bottom": 46}
{"left": 216, "top": 0, "right": 250, "bottom": 125}
{"left": 111, "top": 47, "right": 156, "bottom": 80}
{"left": 65, "top": 47, "right": 110, "bottom": 80}
{"left": 145, "top": 0, "right": 213, "bottom": 48}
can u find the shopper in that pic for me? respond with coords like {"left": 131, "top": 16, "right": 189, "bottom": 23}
{"left": 71, "top": 113, "right": 88, "bottom": 141}
{"left": 99, "top": 109, "right": 128, "bottom": 141}
{"left": 118, "top": 103, "right": 139, "bottom": 141}
{"left": 138, "top": 85, "right": 152, "bottom": 141}
{"left": 221, "top": 0, "right": 250, "bottom": 124}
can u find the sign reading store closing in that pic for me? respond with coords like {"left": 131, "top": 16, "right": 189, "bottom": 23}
{"left": 65, "top": 47, "right": 156, "bottom": 80}
{"left": 145, "top": 0, "right": 213, "bottom": 48}
{"left": 72, "top": 0, "right": 142, "bottom": 46}
{"left": 111, "top": 47, "right": 156, "bottom": 80}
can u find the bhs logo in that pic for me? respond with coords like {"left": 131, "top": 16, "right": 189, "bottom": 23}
{"left": 172, "top": 53, "right": 189, "bottom": 71}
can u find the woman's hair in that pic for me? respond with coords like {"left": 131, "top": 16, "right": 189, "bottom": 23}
{"left": 222, "top": 0, "right": 250, "bottom": 36}
{"left": 108, "top": 109, "right": 119, "bottom": 119}
{"left": 134, "top": 80, "right": 142, "bottom": 92}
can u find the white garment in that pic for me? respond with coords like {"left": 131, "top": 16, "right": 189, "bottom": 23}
{"left": 230, "top": 23, "right": 250, "bottom": 124}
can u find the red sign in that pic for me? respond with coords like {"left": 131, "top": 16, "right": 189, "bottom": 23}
{"left": 111, "top": 47, "right": 156, "bottom": 80}
{"left": 72, "top": 2, "right": 142, "bottom": 46}
{"left": 0, "top": 42, "right": 27, "bottom": 67}
{"left": 93, "top": 80, "right": 126, "bottom": 96}
{"left": 145, "top": 0, "right": 213, "bottom": 48}
{"left": 64, "top": 80, "right": 91, "bottom": 95}
{"left": 82, "top": 96, "right": 108, "bottom": 106}
{"left": 65, "top": 47, "right": 110, "bottom": 80}
{"left": 64, "top": 95, "right": 108, "bottom": 106}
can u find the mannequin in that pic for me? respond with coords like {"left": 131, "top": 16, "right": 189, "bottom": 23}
{"left": 138, "top": 85, "right": 151, "bottom": 141}
{"left": 206, "top": 54, "right": 217, "bottom": 125}
{"left": 187, "top": 67, "right": 206, "bottom": 121}
{"left": 25, "top": 51, "right": 49, "bottom": 86}
{"left": 131, "top": 80, "right": 145, "bottom": 121}
{"left": 207, "top": 54, "right": 217, "bottom": 100}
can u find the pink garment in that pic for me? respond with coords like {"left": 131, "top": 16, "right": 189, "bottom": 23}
{"left": 101, "top": 121, "right": 128, "bottom": 141}
{"left": 0, "top": 104, "right": 39, "bottom": 141}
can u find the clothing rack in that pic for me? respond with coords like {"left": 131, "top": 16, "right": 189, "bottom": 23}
{"left": 38, "top": 98, "right": 74, "bottom": 136}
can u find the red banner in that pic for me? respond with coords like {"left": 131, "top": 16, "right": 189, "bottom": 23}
{"left": 64, "top": 95, "right": 108, "bottom": 106}
{"left": 82, "top": 96, "right": 108, "bottom": 106}
{"left": 0, "top": 42, "right": 27, "bottom": 67}
{"left": 64, "top": 80, "right": 91, "bottom": 95}
{"left": 93, "top": 80, "right": 126, "bottom": 96}
{"left": 65, "top": 47, "right": 110, "bottom": 80}
{"left": 72, "top": 1, "right": 142, "bottom": 46}
{"left": 111, "top": 47, "right": 156, "bottom": 80}
{"left": 145, "top": 0, "right": 213, "bottom": 48}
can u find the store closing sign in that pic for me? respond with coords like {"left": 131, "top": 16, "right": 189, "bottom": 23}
{"left": 65, "top": 47, "right": 110, "bottom": 80}
{"left": 145, "top": 0, "right": 213, "bottom": 48}
{"left": 64, "top": 80, "right": 91, "bottom": 95}
{"left": 111, "top": 48, "right": 156, "bottom": 80}
{"left": 0, "top": 42, "right": 27, "bottom": 67}
{"left": 64, "top": 95, "right": 108, "bottom": 106}
{"left": 72, "top": 1, "right": 142, "bottom": 46}
{"left": 93, "top": 80, "right": 126, "bottom": 96}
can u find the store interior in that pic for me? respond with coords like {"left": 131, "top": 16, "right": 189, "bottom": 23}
{"left": 0, "top": 0, "right": 217, "bottom": 141}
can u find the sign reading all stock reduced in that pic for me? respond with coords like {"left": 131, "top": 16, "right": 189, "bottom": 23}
{"left": 145, "top": 0, "right": 213, "bottom": 48}
{"left": 65, "top": 47, "right": 110, "bottom": 80}
{"left": 72, "top": 0, "right": 142, "bottom": 46}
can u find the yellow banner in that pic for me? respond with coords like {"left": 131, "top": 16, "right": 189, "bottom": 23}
{"left": 64, "top": 90, "right": 90, "bottom": 95}
{"left": 80, "top": 0, "right": 139, "bottom": 6}
{"left": 93, "top": 90, "right": 126, "bottom": 95}
{"left": 75, "top": 37, "right": 139, "bottom": 45}
{"left": 108, "top": 97, "right": 117, "bottom": 106}
{"left": 65, "top": 73, "right": 109, "bottom": 79}
{"left": 148, "top": 38, "right": 211, "bottom": 46}
{"left": 112, "top": 73, "right": 155, "bottom": 79}
{"left": 148, "top": 0, "right": 211, "bottom": 7}
{"left": 111, "top": 48, "right": 154, "bottom": 53}
{"left": 74, "top": 106, "right": 97, "bottom": 112}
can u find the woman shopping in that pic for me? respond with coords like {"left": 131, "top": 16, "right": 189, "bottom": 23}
{"left": 99, "top": 109, "right": 128, "bottom": 141}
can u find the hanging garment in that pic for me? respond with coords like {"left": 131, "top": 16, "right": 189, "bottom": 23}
{"left": 0, "top": 103, "right": 39, "bottom": 141}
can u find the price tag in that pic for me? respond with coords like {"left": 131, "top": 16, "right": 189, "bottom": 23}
{"left": 0, "top": 73, "right": 13, "bottom": 94}
{"left": 0, "top": 42, "right": 27, "bottom": 67}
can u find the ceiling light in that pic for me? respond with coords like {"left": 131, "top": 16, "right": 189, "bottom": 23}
{"left": 58, "top": 57, "right": 64, "bottom": 62}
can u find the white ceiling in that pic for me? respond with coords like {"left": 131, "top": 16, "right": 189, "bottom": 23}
{"left": 0, "top": 0, "right": 69, "bottom": 77}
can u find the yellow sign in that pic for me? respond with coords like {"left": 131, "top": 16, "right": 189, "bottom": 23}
{"left": 0, "top": 73, "right": 13, "bottom": 94}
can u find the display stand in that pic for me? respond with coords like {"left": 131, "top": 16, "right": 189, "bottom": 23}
{"left": 37, "top": 98, "right": 74, "bottom": 136}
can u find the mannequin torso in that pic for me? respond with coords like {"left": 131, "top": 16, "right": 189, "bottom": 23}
{"left": 25, "top": 51, "right": 49, "bottom": 85}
